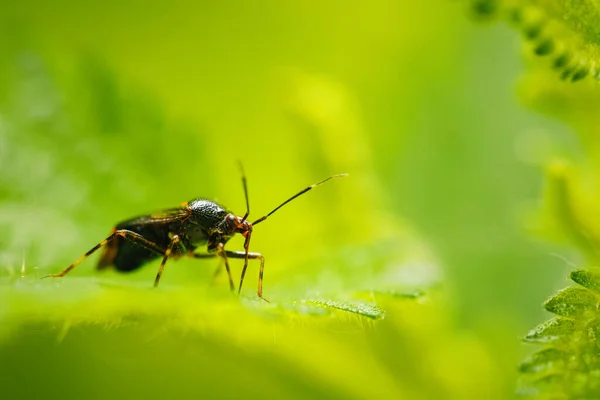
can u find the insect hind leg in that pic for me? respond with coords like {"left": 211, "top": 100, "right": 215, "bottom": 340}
{"left": 44, "top": 230, "right": 166, "bottom": 279}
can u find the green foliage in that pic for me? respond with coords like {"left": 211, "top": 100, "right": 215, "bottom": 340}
{"left": 470, "top": 0, "right": 600, "bottom": 83}
{"left": 0, "top": 26, "right": 497, "bottom": 398}
{"left": 464, "top": 1, "right": 600, "bottom": 398}
{"left": 3, "top": 0, "right": 591, "bottom": 398}
{"left": 519, "top": 269, "right": 600, "bottom": 398}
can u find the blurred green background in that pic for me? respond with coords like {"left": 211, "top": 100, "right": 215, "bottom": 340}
{"left": 0, "top": 1, "right": 588, "bottom": 399}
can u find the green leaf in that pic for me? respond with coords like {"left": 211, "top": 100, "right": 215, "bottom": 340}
{"left": 586, "top": 319, "right": 600, "bottom": 349}
{"left": 521, "top": 275, "right": 600, "bottom": 397}
{"left": 519, "top": 348, "right": 566, "bottom": 374}
{"left": 301, "top": 299, "right": 385, "bottom": 320}
{"left": 544, "top": 286, "right": 598, "bottom": 318}
{"left": 524, "top": 317, "right": 577, "bottom": 344}
{"left": 571, "top": 268, "right": 600, "bottom": 293}
{"left": 534, "top": 38, "right": 555, "bottom": 56}
{"left": 0, "top": 39, "right": 510, "bottom": 399}
{"left": 469, "top": 1, "right": 600, "bottom": 84}
{"left": 465, "top": 1, "right": 600, "bottom": 398}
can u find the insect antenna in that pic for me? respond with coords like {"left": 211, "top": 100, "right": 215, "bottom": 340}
{"left": 239, "top": 162, "right": 251, "bottom": 222}
{"left": 252, "top": 173, "right": 348, "bottom": 226}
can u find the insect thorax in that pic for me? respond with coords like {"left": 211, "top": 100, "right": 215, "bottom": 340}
{"left": 188, "top": 199, "right": 230, "bottom": 227}
{"left": 185, "top": 199, "right": 229, "bottom": 248}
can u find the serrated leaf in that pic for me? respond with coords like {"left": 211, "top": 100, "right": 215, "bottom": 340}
{"left": 519, "top": 348, "right": 566, "bottom": 374}
{"left": 544, "top": 286, "right": 598, "bottom": 318}
{"left": 371, "top": 290, "right": 424, "bottom": 299}
{"left": 571, "top": 268, "right": 600, "bottom": 293}
{"left": 303, "top": 299, "right": 385, "bottom": 320}
{"left": 581, "top": 352, "right": 600, "bottom": 370}
{"left": 533, "top": 372, "right": 564, "bottom": 388}
{"left": 524, "top": 317, "right": 576, "bottom": 344}
{"left": 472, "top": 1, "right": 600, "bottom": 84}
{"left": 586, "top": 319, "right": 600, "bottom": 350}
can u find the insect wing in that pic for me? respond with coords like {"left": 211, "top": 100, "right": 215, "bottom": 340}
{"left": 98, "top": 207, "right": 191, "bottom": 271}
{"left": 118, "top": 207, "right": 191, "bottom": 226}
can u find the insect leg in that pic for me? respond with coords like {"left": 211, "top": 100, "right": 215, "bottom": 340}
{"left": 219, "top": 244, "right": 235, "bottom": 292}
{"left": 191, "top": 251, "right": 234, "bottom": 292}
{"left": 224, "top": 251, "right": 267, "bottom": 301}
{"left": 239, "top": 232, "right": 252, "bottom": 295}
{"left": 210, "top": 259, "right": 224, "bottom": 281}
{"left": 154, "top": 235, "right": 185, "bottom": 287}
{"left": 45, "top": 230, "right": 165, "bottom": 279}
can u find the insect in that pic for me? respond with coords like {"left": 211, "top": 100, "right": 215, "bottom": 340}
{"left": 45, "top": 168, "right": 347, "bottom": 300}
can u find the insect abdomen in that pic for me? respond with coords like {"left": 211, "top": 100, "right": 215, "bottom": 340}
{"left": 97, "top": 219, "right": 179, "bottom": 272}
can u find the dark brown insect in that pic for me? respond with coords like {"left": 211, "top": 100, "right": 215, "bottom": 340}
{"left": 45, "top": 168, "right": 347, "bottom": 300}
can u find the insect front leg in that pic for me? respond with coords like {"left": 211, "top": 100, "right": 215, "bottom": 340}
{"left": 224, "top": 251, "right": 267, "bottom": 302}
{"left": 192, "top": 244, "right": 234, "bottom": 292}
{"left": 45, "top": 230, "right": 165, "bottom": 279}
{"left": 154, "top": 235, "right": 186, "bottom": 287}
